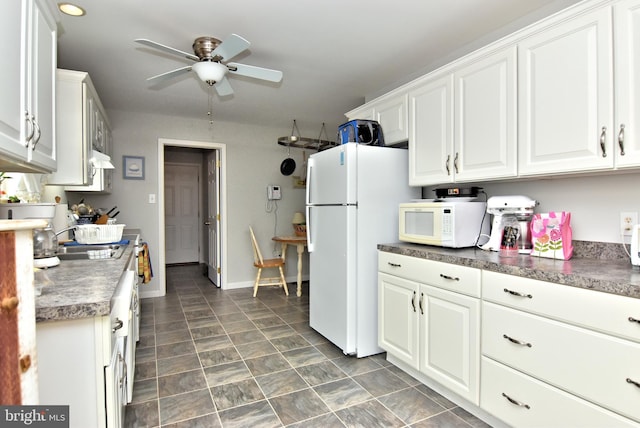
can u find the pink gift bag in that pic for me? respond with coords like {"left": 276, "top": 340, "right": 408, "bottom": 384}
{"left": 530, "top": 212, "right": 573, "bottom": 260}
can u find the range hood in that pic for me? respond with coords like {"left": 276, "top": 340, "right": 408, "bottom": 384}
{"left": 90, "top": 150, "right": 114, "bottom": 169}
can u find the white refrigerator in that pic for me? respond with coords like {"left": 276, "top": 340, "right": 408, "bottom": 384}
{"left": 305, "top": 143, "right": 420, "bottom": 357}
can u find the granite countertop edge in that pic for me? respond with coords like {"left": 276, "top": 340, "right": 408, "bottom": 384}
{"left": 35, "top": 242, "right": 136, "bottom": 322}
{"left": 378, "top": 243, "right": 640, "bottom": 300}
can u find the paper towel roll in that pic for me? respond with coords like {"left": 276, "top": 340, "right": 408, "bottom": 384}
{"left": 52, "top": 203, "right": 70, "bottom": 239}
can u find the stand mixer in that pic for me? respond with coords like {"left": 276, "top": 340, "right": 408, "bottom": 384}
{"left": 481, "top": 195, "right": 538, "bottom": 253}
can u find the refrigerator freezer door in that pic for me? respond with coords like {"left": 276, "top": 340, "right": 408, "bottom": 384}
{"left": 306, "top": 144, "right": 357, "bottom": 205}
{"left": 308, "top": 204, "right": 357, "bottom": 355}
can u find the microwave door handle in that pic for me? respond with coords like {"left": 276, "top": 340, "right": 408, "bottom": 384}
{"left": 306, "top": 205, "right": 314, "bottom": 252}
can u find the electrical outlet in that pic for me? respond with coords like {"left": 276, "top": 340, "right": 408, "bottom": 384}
{"left": 620, "top": 211, "right": 638, "bottom": 237}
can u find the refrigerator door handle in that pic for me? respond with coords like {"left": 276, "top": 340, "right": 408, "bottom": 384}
{"left": 306, "top": 205, "right": 314, "bottom": 252}
{"left": 305, "top": 157, "right": 314, "bottom": 205}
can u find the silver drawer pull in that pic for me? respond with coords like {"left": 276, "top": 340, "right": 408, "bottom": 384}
{"left": 502, "top": 392, "right": 531, "bottom": 409}
{"left": 411, "top": 291, "right": 416, "bottom": 313}
{"left": 439, "top": 274, "right": 459, "bottom": 281}
{"left": 388, "top": 262, "right": 401, "bottom": 267}
{"left": 419, "top": 292, "right": 424, "bottom": 315}
{"left": 503, "top": 334, "right": 532, "bottom": 348}
{"left": 112, "top": 319, "right": 124, "bottom": 333}
{"left": 629, "top": 317, "right": 640, "bottom": 324}
{"left": 627, "top": 378, "right": 640, "bottom": 388}
{"left": 503, "top": 288, "right": 533, "bottom": 299}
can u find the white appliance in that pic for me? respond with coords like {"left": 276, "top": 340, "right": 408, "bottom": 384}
{"left": 631, "top": 224, "right": 640, "bottom": 267}
{"left": 305, "top": 143, "right": 419, "bottom": 357}
{"left": 480, "top": 195, "right": 537, "bottom": 252}
{"left": 398, "top": 200, "right": 489, "bottom": 248}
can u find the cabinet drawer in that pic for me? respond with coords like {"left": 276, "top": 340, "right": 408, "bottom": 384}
{"left": 482, "top": 302, "right": 640, "bottom": 422}
{"left": 378, "top": 252, "right": 480, "bottom": 297}
{"left": 483, "top": 270, "right": 640, "bottom": 343}
{"left": 481, "top": 357, "right": 639, "bottom": 428}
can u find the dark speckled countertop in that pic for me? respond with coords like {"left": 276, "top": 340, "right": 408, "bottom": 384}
{"left": 378, "top": 242, "right": 640, "bottom": 300}
{"left": 35, "top": 238, "right": 137, "bottom": 322}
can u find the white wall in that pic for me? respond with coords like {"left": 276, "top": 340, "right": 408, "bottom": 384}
{"left": 425, "top": 171, "right": 640, "bottom": 244}
{"left": 45, "top": 110, "right": 313, "bottom": 297}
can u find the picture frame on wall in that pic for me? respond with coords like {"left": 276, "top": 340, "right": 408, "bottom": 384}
{"left": 123, "top": 155, "right": 145, "bottom": 180}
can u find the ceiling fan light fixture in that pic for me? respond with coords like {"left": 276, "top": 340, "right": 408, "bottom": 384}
{"left": 192, "top": 61, "right": 227, "bottom": 85}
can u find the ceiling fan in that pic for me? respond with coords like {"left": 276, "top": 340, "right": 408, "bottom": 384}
{"left": 134, "top": 34, "right": 283, "bottom": 96}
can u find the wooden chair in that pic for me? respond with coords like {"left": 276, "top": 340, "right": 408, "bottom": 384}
{"left": 249, "top": 227, "right": 289, "bottom": 297}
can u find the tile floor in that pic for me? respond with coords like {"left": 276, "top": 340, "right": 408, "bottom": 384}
{"left": 124, "top": 264, "right": 493, "bottom": 428}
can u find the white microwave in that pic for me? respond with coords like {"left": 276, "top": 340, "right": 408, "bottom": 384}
{"left": 399, "top": 201, "right": 489, "bottom": 248}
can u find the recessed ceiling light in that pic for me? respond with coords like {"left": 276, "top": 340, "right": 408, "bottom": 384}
{"left": 58, "top": 3, "right": 85, "bottom": 17}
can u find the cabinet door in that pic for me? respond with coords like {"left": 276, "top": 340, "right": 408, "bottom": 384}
{"left": 614, "top": 0, "right": 640, "bottom": 168}
{"left": 0, "top": 0, "right": 28, "bottom": 168}
{"left": 419, "top": 284, "right": 480, "bottom": 404}
{"left": 378, "top": 272, "right": 419, "bottom": 370}
{"left": 408, "top": 73, "right": 454, "bottom": 185}
{"left": 518, "top": 8, "right": 614, "bottom": 175}
{"left": 374, "top": 93, "right": 408, "bottom": 145}
{"left": 26, "top": 0, "right": 56, "bottom": 171}
{"left": 454, "top": 47, "right": 517, "bottom": 182}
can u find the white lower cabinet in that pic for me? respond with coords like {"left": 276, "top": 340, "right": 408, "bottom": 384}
{"left": 481, "top": 270, "right": 640, "bottom": 426}
{"left": 378, "top": 252, "right": 640, "bottom": 427}
{"left": 378, "top": 252, "right": 480, "bottom": 404}
{"left": 481, "top": 356, "right": 639, "bottom": 428}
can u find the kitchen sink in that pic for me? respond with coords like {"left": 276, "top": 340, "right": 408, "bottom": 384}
{"left": 57, "top": 244, "right": 125, "bottom": 260}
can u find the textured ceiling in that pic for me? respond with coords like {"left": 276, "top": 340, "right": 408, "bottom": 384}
{"left": 55, "top": 0, "right": 582, "bottom": 134}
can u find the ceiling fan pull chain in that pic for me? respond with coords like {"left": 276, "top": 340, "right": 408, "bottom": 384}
{"left": 207, "top": 86, "right": 214, "bottom": 125}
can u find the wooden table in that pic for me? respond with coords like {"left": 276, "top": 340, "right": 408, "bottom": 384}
{"left": 272, "top": 235, "right": 307, "bottom": 297}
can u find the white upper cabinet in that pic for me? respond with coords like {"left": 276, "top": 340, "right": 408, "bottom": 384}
{"left": 408, "top": 73, "right": 454, "bottom": 185}
{"left": 373, "top": 94, "right": 409, "bottom": 145}
{"left": 518, "top": 7, "right": 614, "bottom": 175}
{"left": 48, "top": 69, "right": 112, "bottom": 188}
{"left": 614, "top": 0, "right": 640, "bottom": 168}
{"left": 453, "top": 46, "right": 518, "bottom": 182}
{"left": 346, "top": 92, "right": 409, "bottom": 145}
{"left": 409, "top": 46, "right": 517, "bottom": 186}
{"left": 0, "top": 0, "right": 57, "bottom": 173}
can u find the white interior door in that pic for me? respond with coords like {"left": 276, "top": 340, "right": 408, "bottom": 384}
{"left": 207, "top": 151, "right": 221, "bottom": 286}
{"left": 164, "top": 163, "right": 200, "bottom": 264}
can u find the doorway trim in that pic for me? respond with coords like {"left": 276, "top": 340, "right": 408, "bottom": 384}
{"left": 158, "top": 138, "right": 228, "bottom": 295}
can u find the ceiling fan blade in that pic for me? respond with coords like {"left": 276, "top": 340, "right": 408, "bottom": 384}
{"left": 214, "top": 76, "right": 234, "bottom": 96}
{"left": 147, "top": 66, "right": 192, "bottom": 83}
{"left": 227, "top": 62, "right": 283, "bottom": 83}
{"left": 135, "top": 38, "right": 199, "bottom": 62}
{"left": 212, "top": 34, "right": 250, "bottom": 61}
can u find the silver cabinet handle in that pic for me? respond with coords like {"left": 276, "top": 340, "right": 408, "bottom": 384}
{"left": 411, "top": 291, "right": 416, "bottom": 313}
{"left": 440, "top": 273, "right": 459, "bottom": 281}
{"left": 502, "top": 392, "right": 531, "bottom": 409}
{"left": 31, "top": 118, "right": 41, "bottom": 150}
{"left": 24, "top": 111, "right": 35, "bottom": 147}
{"left": 445, "top": 154, "right": 450, "bottom": 175}
{"left": 627, "top": 378, "right": 640, "bottom": 388}
{"left": 503, "top": 288, "right": 533, "bottom": 299}
{"left": 112, "top": 318, "right": 124, "bottom": 333}
{"left": 618, "top": 124, "right": 625, "bottom": 156}
{"left": 629, "top": 317, "right": 640, "bottom": 324}
{"left": 454, "top": 152, "right": 459, "bottom": 174}
{"left": 204, "top": 221, "right": 211, "bottom": 226}
{"left": 419, "top": 292, "right": 424, "bottom": 315}
{"left": 387, "top": 262, "right": 401, "bottom": 267}
{"left": 503, "top": 334, "right": 532, "bottom": 348}
{"left": 600, "top": 126, "right": 607, "bottom": 157}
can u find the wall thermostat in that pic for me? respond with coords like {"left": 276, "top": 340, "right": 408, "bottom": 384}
{"left": 267, "top": 185, "right": 281, "bottom": 200}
